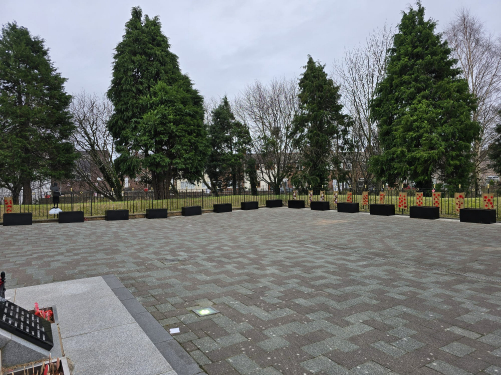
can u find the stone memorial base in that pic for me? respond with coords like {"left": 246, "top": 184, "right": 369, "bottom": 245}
{"left": 182, "top": 206, "right": 202, "bottom": 216}
{"left": 288, "top": 200, "right": 305, "bottom": 209}
{"left": 145, "top": 208, "right": 168, "bottom": 219}
{"left": 460, "top": 208, "right": 496, "bottom": 224}
{"left": 4, "top": 276, "right": 179, "bottom": 374}
{"left": 105, "top": 210, "right": 129, "bottom": 221}
{"left": 311, "top": 201, "right": 330, "bottom": 211}
{"left": 370, "top": 204, "right": 395, "bottom": 216}
{"left": 337, "top": 202, "right": 359, "bottom": 213}
{"left": 58, "top": 211, "right": 84, "bottom": 223}
{"left": 241, "top": 201, "right": 258, "bottom": 210}
{"left": 214, "top": 203, "right": 232, "bottom": 213}
{"left": 2, "top": 213, "right": 33, "bottom": 226}
{"left": 266, "top": 199, "right": 283, "bottom": 208}
{"left": 410, "top": 206, "right": 439, "bottom": 220}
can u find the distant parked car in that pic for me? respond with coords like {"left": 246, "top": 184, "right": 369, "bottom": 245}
{"left": 280, "top": 188, "right": 293, "bottom": 193}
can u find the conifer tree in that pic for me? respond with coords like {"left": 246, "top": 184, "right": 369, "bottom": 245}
{"left": 205, "top": 97, "right": 251, "bottom": 195}
{"left": 107, "top": 7, "right": 208, "bottom": 198}
{"left": 0, "top": 22, "right": 77, "bottom": 204}
{"left": 291, "top": 56, "right": 350, "bottom": 191}
{"left": 370, "top": 1, "right": 480, "bottom": 189}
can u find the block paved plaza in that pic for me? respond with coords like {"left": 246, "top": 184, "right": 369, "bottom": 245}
{"left": 2, "top": 208, "right": 501, "bottom": 374}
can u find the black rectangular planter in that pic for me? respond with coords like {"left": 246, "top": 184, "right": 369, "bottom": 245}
{"left": 288, "top": 200, "right": 305, "bottom": 209}
{"left": 460, "top": 208, "right": 496, "bottom": 224}
{"left": 59, "top": 211, "right": 84, "bottom": 223}
{"left": 105, "top": 209, "right": 129, "bottom": 221}
{"left": 311, "top": 201, "right": 330, "bottom": 211}
{"left": 410, "top": 206, "right": 439, "bottom": 220}
{"left": 241, "top": 201, "right": 259, "bottom": 210}
{"left": 337, "top": 202, "right": 359, "bottom": 213}
{"left": 370, "top": 204, "right": 395, "bottom": 216}
{"left": 182, "top": 206, "right": 202, "bottom": 216}
{"left": 214, "top": 203, "right": 232, "bottom": 213}
{"left": 266, "top": 199, "right": 283, "bottom": 208}
{"left": 146, "top": 208, "right": 168, "bottom": 219}
{"left": 2, "top": 213, "right": 32, "bottom": 226}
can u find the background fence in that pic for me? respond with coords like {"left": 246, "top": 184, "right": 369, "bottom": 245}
{"left": 1, "top": 187, "right": 499, "bottom": 221}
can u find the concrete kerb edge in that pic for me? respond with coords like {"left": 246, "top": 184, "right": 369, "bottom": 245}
{"left": 101, "top": 275, "right": 204, "bottom": 375}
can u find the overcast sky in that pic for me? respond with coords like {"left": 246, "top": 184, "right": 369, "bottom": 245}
{"left": 1, "top": 0, "right": 500, "bottom": 103}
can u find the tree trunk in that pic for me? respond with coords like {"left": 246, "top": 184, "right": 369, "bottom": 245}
{"left": 11, "top": 186, "right": 22, "bottom": 205}
{"left": 273, "top": 182, "right": 280, "bottom": 195}
{"left": 22, "top": 180, "right": 32, "bottom": 205}
{"left": 151, "top": 171, "right": 166, "bottom": 200}
{"left": 165, "top": 167, "right": 172, "bottom": 201}
{"left": 232, "top": 168, "right": 237, "bottom": 195}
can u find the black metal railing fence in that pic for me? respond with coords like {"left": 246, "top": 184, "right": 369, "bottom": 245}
{"left": 1, "top": 186, "right": 499, "bottom": 221}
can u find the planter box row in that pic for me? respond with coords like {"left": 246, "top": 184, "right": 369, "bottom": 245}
{"left": 2, "top": 205, "right": 497, "bottom": 225}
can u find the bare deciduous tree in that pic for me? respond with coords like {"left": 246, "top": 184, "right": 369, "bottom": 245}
{"left": 332, "top": 24, "right": 395, "bottom": 190}
{"left": 444, "top": 8, "right": 501, "bottom": 190}
{"left": 70, "top": 92, "right": 124, "bottom": 200}
{"left": 233, "top": 78, "right": 300, "bottom": 194}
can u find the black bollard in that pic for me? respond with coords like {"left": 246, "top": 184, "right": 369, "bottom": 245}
{"left": 0, "top": 271, "right": 5, "bottom": 299}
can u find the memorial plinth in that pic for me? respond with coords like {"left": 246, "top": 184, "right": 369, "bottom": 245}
{"left": 370, "top": 204, "right": 395, "bottom": 216}
{"left": 337, "top": 202, "right": 359, "bottom": 213}
{"left": 58, "top": 211, "right": 84, "bottom": 223}
{"left": 288, "top": 200, "right": 305, "bottom": 209}
{"left": 146, "top": 208, "right": 168, "bottom": 219}
{"left": 241, "top": 201, "right": 258, "bottom": 210}
{"left": 105, "top": 209, "right": 129, "bottom": 221}
{"left": 0, "top": 300, "right": 54, "bottom": 351}
{"left": 460, "top": 208, "right": 496, "bottom": 224}
{"left": 310, "top": 201, "right": 330, "bottom": 211}
{"left": 214, "top": 203, "right": 232, "bottom": 213}
{"left": 266, "top": 199, "right": 283, "bottom": 208}
{"left": 410, "top": 206, "right": 439, "bottom": 220}
{"left": 182, "top": 206, "right": 202, "bottom": 216}
{"left": 2, "top": 213, "right": 32, "bottom": 226}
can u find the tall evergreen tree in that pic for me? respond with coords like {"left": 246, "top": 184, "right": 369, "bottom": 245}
{"left": 291, "top": 56, "right": 350, "bottom": 191}
{"left": 107, "top": 7, "right": 207, "bottom": 199}
{"left": 0, "top": 22, "right": 78, "bottom": 204}
{"left": 369, "top": 1, "right": 480, "bottom": 189}
{"left": 204, "top": 96, "right": 251, "bottom": 195}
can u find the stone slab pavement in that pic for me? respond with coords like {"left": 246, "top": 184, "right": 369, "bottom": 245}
{"left": 1, "top": 208, "right": 501, "bottom": 374}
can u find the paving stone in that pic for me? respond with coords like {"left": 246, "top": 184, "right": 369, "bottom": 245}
{"left": 257, "top": 337, "right": 289, "bottom": 352}
{"left": 484, "top": 365, "right": 501, "bottom": 375}
{"left": 226, "top": 354, "right": 262, "bottom": 374}
{"left": 351, "top": 360, "right": 391, "bottom": 374}
{"left": 388, "top": 326, "right": 417, "bottom": 338}
{"left": 371, "top": 340, "right": 406, "bottom": 358}
{"left": 445, "top": 326, "right": 481, "bottom": 339}
{"left": 440, "top": 342, "right": 475, "bottom": 357}
{"left": 300, "top": 355, "right": 350, "bottom": 374}
{"left": 426, "top": 360, "right": 473, "bottom": 375}
{"left": 479, "top": 334, "right": 501, "bottom": 347}
{"left": 391, "top": 337, "right": 426, "bottom": 352}
{"left": 190, "top": 350, "right": 212, "bottom": 366}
